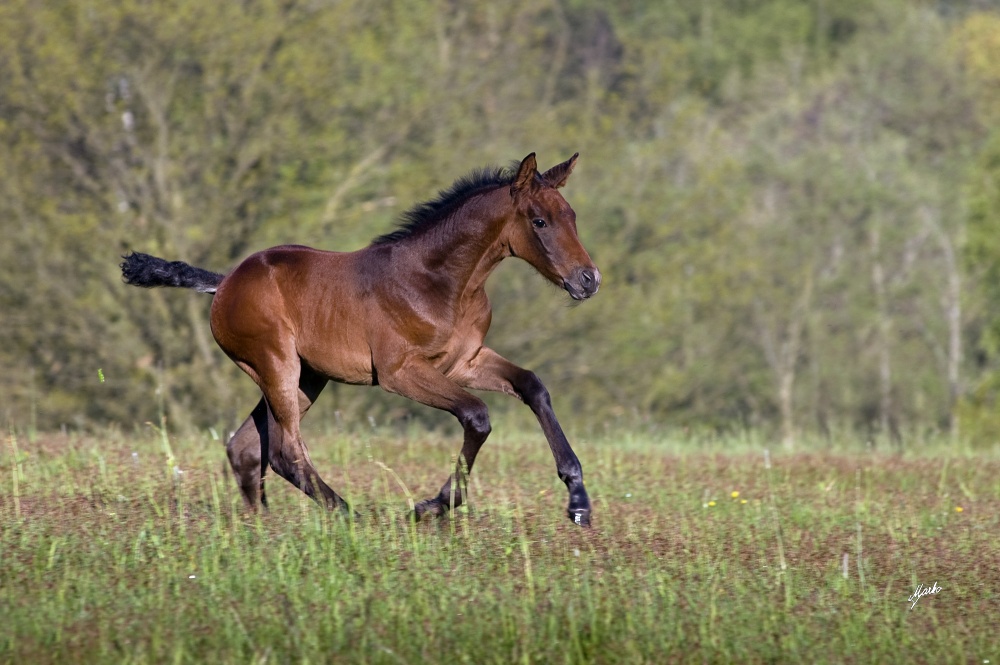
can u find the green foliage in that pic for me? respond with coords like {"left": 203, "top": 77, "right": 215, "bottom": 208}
{"left": 1, "top": 0, "right": 998, "bottom": 443}
{"left": 956, "top": 12, "right": 1000, "bottom": 443}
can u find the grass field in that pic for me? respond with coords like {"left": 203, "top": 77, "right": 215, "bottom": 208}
{"left": 2, "top": 422, "right": 998, "bottom": 664}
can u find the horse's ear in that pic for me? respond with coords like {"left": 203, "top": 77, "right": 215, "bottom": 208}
{"left": 541, "top": 153, "right": 579, "bottom": 189}
{"left": 511, "top": 153, "right": 539, "bottom": 195}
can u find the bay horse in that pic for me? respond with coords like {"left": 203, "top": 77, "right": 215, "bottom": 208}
{"left": 121, "top": 153, "right": 601, "bottom": 525}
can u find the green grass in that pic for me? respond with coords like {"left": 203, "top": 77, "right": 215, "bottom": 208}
{"left": 2, "top": 424, "right": 998, "bottom": 664}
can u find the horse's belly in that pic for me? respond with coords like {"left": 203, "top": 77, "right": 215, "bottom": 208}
{"left": 297, "top": 329, "right": 374, "bottom": 386}
{"left": 311, "top": 355, "right": 374, "bottom": 385}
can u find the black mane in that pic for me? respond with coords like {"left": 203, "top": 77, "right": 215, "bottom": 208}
{"left": 371, "top": 164, "right": 517, "bottom": 245}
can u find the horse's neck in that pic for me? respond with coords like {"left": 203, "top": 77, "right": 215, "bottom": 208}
{"left": 422, "top": 188, "right": 512, "bottom": 299}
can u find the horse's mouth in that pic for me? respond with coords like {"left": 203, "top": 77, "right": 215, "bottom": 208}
{"left": 564, "top": 282, "right": 600, "bottom": 300}
{"left": 564, "top": 268, "right": 601, "bottom": 300}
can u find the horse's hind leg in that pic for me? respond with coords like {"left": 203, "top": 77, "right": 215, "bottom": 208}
{"left": 226, "top": 365, "right": 341, "bottom": 511}
{"left": 226, "top": 397, "right": 271, "bottom": 509}
{"left": 260, "top": 364, "right": 350, "bottom": 513}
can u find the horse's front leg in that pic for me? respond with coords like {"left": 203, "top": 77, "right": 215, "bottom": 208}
{"left": 456, "top": 347, "right": 592, "bottom": 526}
{"left": 375, "top": 356, "right": 492, "bottom": 520}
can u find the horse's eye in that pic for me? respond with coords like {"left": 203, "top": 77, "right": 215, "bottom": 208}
{"left": 532, "top": 218, "right": 546, "bottom": 229}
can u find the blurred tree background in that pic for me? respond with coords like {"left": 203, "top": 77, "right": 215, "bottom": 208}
{"left": 2, "top": 0, "right": 1000, "bottom": 446}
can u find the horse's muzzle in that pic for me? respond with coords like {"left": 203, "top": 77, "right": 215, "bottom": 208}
{"left": 564, "top": 267, "right": 601, "bottom": 300}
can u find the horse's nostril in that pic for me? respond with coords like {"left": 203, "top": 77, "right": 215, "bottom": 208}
{"left": 581, "top": 270, "right": 594, "bottom": 288}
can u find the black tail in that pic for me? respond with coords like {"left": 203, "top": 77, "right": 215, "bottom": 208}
{"left": 120, "top": 252, "right": 225, "bottom": 294}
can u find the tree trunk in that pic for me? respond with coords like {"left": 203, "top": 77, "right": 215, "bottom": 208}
{"left": 755, "top": 273, "right": 813, "bottom": 451}
{"left": 870, "top": 222, "right": 895, "bottom": 441}
{"left": 923, "top": 208, "right": 962, "bottom": 438}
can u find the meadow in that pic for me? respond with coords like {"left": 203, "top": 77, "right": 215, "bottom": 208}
{"left": 2, "top": 421, "right": 998, "bottom": 664}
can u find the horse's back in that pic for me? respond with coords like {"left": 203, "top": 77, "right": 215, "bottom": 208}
{"left": 211, "top": 244, "right": 340, "bottom": 324}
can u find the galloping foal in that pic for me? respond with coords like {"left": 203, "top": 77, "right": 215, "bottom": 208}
{"left": 121, "top": 153, "right": 601, "bottom": 525}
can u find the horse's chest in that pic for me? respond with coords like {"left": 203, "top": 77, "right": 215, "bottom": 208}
{"left": 426, "top": 306, "right": 490, "bottom": 369}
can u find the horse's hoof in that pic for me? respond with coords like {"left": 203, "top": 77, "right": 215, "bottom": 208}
{"left": 567, "top": 507, "right": 592, "bottom": 527}
{"left": 335, "top": 502, "right": 360, "bottom": 521}
{"left": 413, "top": 498, "right": 446, "bottom": 522}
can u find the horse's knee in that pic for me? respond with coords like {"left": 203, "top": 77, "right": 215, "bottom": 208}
{"left": 517, "top": 371, "right": 551, "bottom": 409}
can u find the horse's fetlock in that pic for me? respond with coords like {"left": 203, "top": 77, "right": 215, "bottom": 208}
{"left": 559, "top": 469, "right": 583, "bottom": 487}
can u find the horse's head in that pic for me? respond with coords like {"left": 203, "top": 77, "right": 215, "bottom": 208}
{"left": 506, "top": 153, "right": 601, "bottom": 301}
